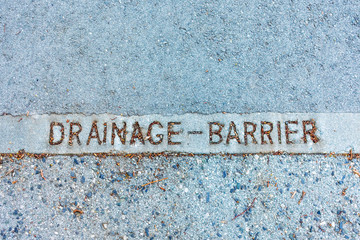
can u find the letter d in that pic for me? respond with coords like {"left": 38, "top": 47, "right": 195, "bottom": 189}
{"left": 49, "top": 122, "right": 65, "bottom": 145}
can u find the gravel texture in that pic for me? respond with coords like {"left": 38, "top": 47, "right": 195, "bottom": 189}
{"left": 1, "top": 154, "right": 360, "bottom": 239}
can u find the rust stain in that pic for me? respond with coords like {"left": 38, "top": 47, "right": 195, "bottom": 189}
{"left": 0, "top": 150, "right": 359, "bottom": 161}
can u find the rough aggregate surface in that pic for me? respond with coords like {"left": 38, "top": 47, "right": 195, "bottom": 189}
{"left": 1, "top": 155, "right": 360, "bottom": 239}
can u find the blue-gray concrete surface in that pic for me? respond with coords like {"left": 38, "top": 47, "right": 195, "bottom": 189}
{"left": 1, "top": 0, "right": 360, "bottom": 239}
{"left": 1, "top": 155, "right": 360, "bottom": 239}
{"left": 1, "top": 1, "right": 360, "bottom": 115}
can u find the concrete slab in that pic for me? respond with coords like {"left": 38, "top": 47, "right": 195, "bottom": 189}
{"left": 0, "top": 1, "right": 360, "bottom": 116}
{"left": 1, "top": 0, "right": 360, "bottom": 239}
{"left": 0, "top": 113, "right": 359, "bottom": 154}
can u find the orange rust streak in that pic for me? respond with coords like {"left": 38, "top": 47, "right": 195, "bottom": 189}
{"left": 73, "top": 209, "right": 83, "bottom": 214}
{"left": 353, "top": 168, "right": 360, "bottom": 177}
{"left": 141, "top": 177, "right": 168, "bottom": 187}
{"left": 40, "top": 170, "right": 46, "bottom": 180}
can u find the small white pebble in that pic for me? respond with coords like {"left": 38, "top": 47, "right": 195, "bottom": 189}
{"left": 102, "top": 223, "right": 108, "bottom": 229}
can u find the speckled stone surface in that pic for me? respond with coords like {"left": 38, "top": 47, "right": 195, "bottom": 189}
{"left": 1, "top": 0, "right": 360, "bottom": 239}
{"left": 1, "top": 155, "right": 360, "bottom": 239}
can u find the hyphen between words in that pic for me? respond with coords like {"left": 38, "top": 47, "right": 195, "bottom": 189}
{"left": 49, "top": 119, "right": 320, "bottom": 146}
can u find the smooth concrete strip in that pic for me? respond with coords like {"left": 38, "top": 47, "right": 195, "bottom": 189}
{"left": 0, "top": 113, "right": 358, "bottom": 154}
